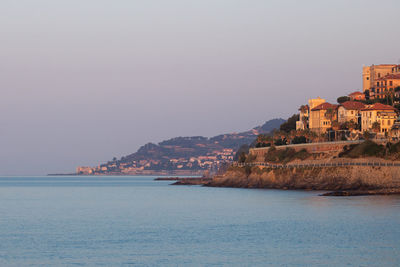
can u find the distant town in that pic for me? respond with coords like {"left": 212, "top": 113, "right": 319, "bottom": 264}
{"left": 75, "top": 119, "right": 285, "bottom": 175}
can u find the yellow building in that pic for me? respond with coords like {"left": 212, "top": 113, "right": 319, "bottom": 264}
{"left": 337, "top": 101, "right": 365, "bottom": 124}
{"left": 310, "top": 102, "right": 338, "bottom": 133}
{"left": 374, "top": 73, "right": 400, "bottom": 99}
{"left": 363, "top": 64, "right": 400, "bottom": 98}
{"left": 361, "top": 103, "right": 397, "bottom": 133}
{"left": 307, "top": 97, "right": 326, "bottom": 130}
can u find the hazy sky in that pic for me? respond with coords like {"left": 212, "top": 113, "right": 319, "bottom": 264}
{"left": 1, "top": 0, "right": 400, "bottom": 175}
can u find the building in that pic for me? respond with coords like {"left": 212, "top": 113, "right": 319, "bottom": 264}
{"left": 77, "top": 166, "right": 94, "bottom": 175}
{"left": 374, "top": 73, "right": 400, "bottom": 99}
{"left": 296, "top": 105, "right": 309, "bottom": 130}
{"left": 337, "top": 101, "right": 365, "bottom": 125}
{"left": 361, "top": 103, "right": 397, "bottom": 133}
{"left": 348, "top": 91, "right": 365, "bottom": 101}
{"left": 362, "top": 64, "right": 400, "bottom": 98}
{"left": 307, "top": 97, "right": 326, "bottom": 131}
{"left": 309, "top": 102, "right": 338, "bottom": 133}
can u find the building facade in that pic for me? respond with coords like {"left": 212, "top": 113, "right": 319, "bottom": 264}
{"left": 337, "top": 101, "right": 365, "bottom": 125}
{"left": 361, "top": 103, "right": 397, "bottom": 133}
{"left": 307, "top": 97, "right": 326, "bottom": 131}
{"left": 348, "top": 91, "right": 365, "bottom": 101}
{"left": 363, "top": 64, "right": 400, "bottom": 98}
{"left": 310, "top": 102, "right": 338, "bottom": 133}
{"left": 374, "top": 73, "right": 400, "bottom": 99}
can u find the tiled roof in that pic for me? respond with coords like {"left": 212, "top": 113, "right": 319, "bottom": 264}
{"left": 340, "top": 101, "right": 366, "bottom": 110}
{"left": 362, "top": 103, "right": 397, "bottom": 111}
{"left": 348, "top": 91, "right": 364, "bottom": 96}
{"left": 311, "top": 102, "right": 338, "bottom": 111}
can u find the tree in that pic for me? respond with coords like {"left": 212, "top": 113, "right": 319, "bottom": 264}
{"left": 234, "top": 144, "right": 249, "bottom": 161}
{"left": 372, "top": 121, "right": 380, "bottom": 134}
{"left": 324, "top": 108, "right": 336, "bottom": 127}
{"left": 347, "top": 120, "right": 357, "bottom": 131}
{"left": 292, "top": 136, "right": 307, "bottom": 144}
{"left": 332, "top": 120, "right": 340, "bottom": 131}
{"left": 337, "top": 96, "right": 350, "bottom": 104}
{"left": 364, "top": 90, "right": 370, "bottom": 100}
{"left": 279, "top": 114, "right": 299, "bottom": 133}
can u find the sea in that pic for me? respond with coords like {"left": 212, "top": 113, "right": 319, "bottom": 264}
{"left": 0, "top": 176, "right": 399, "bottom": 266}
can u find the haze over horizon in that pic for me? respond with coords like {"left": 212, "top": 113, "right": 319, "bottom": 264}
{"left": 1, "top": 0, "right": 400, "bottom": 175}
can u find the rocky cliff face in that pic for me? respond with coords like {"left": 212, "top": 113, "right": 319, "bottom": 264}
{"left": 208, "top": 166, "right": 400, "bottom": 190}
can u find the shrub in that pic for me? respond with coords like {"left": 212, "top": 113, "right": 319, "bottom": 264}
{"left": 265, "top": 147, "right": 311, "bottom": 163}
{"left": 339, "top": 140, "right": 385, "bottom": 158}
{"left": 292, "top": 136, "right": 307, "bottom": 144}
{"left": 337, "top": 96, "right": 350, "bottom": 104}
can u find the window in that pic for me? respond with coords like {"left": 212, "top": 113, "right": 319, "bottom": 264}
{"left": 366, "top": 77, "right": 369, "bottom": 80}
{"left": 377, "top": 82, "right": 380, "bottom": 86}
{"left": 390, "top": 81, "right": 393, "bottom": 86}
{"left": 378, "top": 73, "right": 381, "bottom": 78}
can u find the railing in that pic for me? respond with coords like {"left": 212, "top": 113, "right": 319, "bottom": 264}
{"left": 249, "top": 140, "right": 364, "bottom": 151}
{"left": 233, "top": 161, "right": 400, "bottom": 168}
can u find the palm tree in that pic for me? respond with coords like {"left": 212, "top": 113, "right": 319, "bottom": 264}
{"left": 324, "top": 108, "right": 336, "bottom": 127}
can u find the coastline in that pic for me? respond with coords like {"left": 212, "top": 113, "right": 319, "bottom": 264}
{"left": 201, "top": 161, "right": 400, "bottom": 196}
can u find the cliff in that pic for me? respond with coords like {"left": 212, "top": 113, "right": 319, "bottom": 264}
{"left": 208, "top": 165, "right": 400, "bottom": 191}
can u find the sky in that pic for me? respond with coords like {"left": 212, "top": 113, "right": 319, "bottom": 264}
{"left": 1, "top": 0, "right": 400, "bottom": 175}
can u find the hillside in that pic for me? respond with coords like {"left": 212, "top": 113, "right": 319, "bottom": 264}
{"left": 77, "top": 118, "right": 285, "bottom": 175}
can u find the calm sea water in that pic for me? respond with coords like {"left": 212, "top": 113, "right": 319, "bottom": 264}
{"left": 0, "top": 176, "right": 399, "bottom": 266}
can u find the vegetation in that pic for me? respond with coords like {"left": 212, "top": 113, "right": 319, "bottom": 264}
{"left": 254, "top": 128, "right": 324, "bottom": 147}
{"left": 265, "top": 147, "right": 311, "bottom": 163}
{"left": 236, "top": 144, "right": 250, "bottom": 162}
{"left": 372, "top": 122, "right": 380, "bottom": 133}
{"left": 339, "top": 141, "right": 385, "bottom": 158}
{"left": 279, "top": 114, "right": 299, "bottom": 133}
{"left": 324, "top": 108, "right": 336, "bottom": 125}
{"left": 291, "top": 135, "right": 307, "bottom": 144}
{"left": 337, "top": 96, "right": 350, "bottom": 103}
{"left": 339, "top": 140, "right": 400, "bottom": 160}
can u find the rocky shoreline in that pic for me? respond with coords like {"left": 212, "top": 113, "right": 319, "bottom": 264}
{"left": 203, "top": 164, "right": 400, "bottom": 196}
{"left": 155, "top": 177, "right": 212, "bottom": 185}
{"left": 321, "top": 188, "right": 400, "bottom": 196}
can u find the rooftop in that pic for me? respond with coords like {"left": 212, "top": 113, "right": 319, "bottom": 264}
{"left": 340, "top": 101, "right": 366, "bottom": 110}
{"left": 362, "top": 103, "right": 397, "bottom": 111}
{"left": 311, "top": 102, "right": 338, "bottom": 111}
{"left": 348, "top": 91, "right": 364, "bottom": 96}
